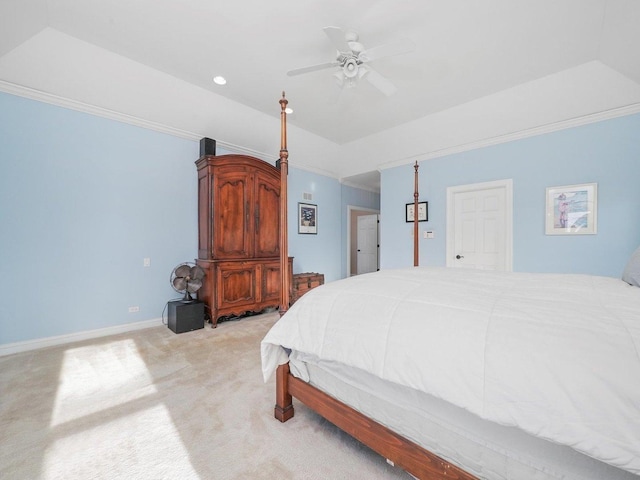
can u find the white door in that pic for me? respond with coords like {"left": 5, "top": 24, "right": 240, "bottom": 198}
{"left": 446, "top": 180, "right": 513, "bottom": 271}
{"left": 357, "top": 214, "right": 379, "bottom": 274}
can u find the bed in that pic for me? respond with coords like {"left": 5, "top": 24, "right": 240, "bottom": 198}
{"left": 264, "top": 94, "right": 640, "bottom": 479}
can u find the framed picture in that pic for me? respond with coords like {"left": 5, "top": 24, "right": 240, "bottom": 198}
{"left": 406, "top": 202, "right": 428, "bottom": 222}
{"left": 545, "top": 183, "right": 597, "bottom": 235}
{"left": 298, "top": 202, "right": 317, "bottom": 234}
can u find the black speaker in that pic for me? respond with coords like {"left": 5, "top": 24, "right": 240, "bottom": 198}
{"left": 168, "top": 300, "right": 205, "bottom": 334}
{"left": 199, "top": 137, "right": 216, "bottom": 157}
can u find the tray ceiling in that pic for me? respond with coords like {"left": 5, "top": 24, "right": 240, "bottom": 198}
{"left": 1, "top": 0, "right": 639, "bottom": 189}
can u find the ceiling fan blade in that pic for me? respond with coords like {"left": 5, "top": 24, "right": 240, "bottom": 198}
{"left": 359, "top": 38, "right": 415, "bottom": 63}
{"left": 363, "top": 66, "right": 398, "bottom": 96}
{"left": 287, "top": 61, "right": 339, "bottom": 77}
{"left": 323, "top": 26, "right": 351, "bottom": 52}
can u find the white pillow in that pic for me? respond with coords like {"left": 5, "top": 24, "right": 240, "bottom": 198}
{"left": 622, "top": 246, "right": 640, "bottom": 287}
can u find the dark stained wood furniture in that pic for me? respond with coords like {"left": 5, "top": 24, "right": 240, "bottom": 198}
{"left": 195, "top": 152, "right": 291, "bottom": 327}
{"left": 278, "top": 93, "right": 291, "bottom": 317}
{"left": 291, "top": 272, "right": 324, "bottom": 304}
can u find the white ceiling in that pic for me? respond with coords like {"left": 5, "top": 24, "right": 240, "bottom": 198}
{"left": 1, "top": 0, "right": 639, "bottom": 191}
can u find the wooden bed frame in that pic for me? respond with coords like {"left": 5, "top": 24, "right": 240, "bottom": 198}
{"left": 274, "top": 93, "right": 478, "bottom": 480}
{"left": 274, "top": 362, "right": 477, "bottom": 480}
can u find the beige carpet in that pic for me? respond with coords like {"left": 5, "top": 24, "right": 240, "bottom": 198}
{"left": 0, "top": 312, "right": 410, "bottom": 479}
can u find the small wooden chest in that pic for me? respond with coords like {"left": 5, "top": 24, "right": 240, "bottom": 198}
{"left": 291, "top": 272, "right": 325, "bottom": 304}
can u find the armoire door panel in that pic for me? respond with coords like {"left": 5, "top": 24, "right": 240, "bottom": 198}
{"left": 255, "top": 172, "right": 280, "bottom": 257}
{"left": 216, "top": 263, "right": 256, "bottom": 308}
{"left": 261, "top": 261, "right": 282, "bottom": 303}
{"left": 214, "top": 171, "right": 251, "bottom": 258}
{"left": 197, "top": 172, "right": 212, "bottom": 259}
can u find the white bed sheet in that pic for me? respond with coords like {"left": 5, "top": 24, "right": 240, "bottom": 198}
{"left": 262, "top": 267, "right": 640, "bottom": 475}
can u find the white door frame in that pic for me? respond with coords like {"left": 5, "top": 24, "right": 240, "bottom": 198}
{"left": 446, "top": 179, "right": 513, "bottom": 271}
{"left": 346, "top": 205, "right": 380, "bottom": 277}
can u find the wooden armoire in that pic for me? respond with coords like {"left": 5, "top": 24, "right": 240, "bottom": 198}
{"left": 195, "top": 149, "right": 291, "bottom": 327}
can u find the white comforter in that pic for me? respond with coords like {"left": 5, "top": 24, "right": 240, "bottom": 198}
{"left": 261, "top": 267, "right": 640, "bottom": 474}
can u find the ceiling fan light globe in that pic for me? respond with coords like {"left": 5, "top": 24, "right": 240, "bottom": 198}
{"left": 343, "top": 59, "right": 359, "bottom": 78}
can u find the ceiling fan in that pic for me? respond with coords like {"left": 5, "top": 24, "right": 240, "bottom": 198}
{"left": 287, "top": 26, "right": 414, "bottom": 96}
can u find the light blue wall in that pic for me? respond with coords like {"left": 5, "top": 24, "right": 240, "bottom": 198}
{"left": 381, "top": 113, "right": 640, "bottom": 277}
{"left": 287, "top": 167, "right": 342, "bottom": 281}
{"left": 10, "top": 88, "right": 634, "bottom": 345}
{"left": 0, "top": 92, "right": 199, "bottom": 344}
{"left": 0, "top": 92, "right": 357, "bottom": 345}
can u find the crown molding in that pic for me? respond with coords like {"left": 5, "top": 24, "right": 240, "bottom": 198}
{"left": 0, "top": 80, "right": 282, "bottom": 161}
{"left": 379, "top": 103, "right": 640, "bottom": 171}
{"left": 0, "top": 80, "right": 347, "bottom": 180}
{"left": 0, "top": 79, "right": 202, "bottom": 138}
{"left": 340, "top": 179, "right": 380, "bottom": 194}
{"left": 7, "top": 79, "right": 631, "bottom": 185}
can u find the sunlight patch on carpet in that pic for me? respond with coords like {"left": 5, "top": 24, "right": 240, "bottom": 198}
{"left": 42, "top": 403, "right": 198, "bottom": 479}
{"left": 51, "top": 339, "right": 157, "bottom": 426}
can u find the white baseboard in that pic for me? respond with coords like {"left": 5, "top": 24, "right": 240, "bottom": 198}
{"left": 0, "top": 318, "right": 164, "bottom": 357}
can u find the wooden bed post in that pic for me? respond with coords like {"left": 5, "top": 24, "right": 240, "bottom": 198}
{"left": 279, "top": 92, "right": 290, "bottom": 317}
{"left": 275, "top": 93, "right": 295, "bottom": 422}
{"left": 274, "top": 363, "right": 294, "bottom": 422}
{"left": 413, "top": 161, "right": 419, "bottom": 267}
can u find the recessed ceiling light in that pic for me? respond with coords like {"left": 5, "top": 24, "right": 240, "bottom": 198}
{"left": 285, "top": 107, "right": 293, "bottom": 114}
{"left": 213, "top": 76, "right": 226, "bottom": 85}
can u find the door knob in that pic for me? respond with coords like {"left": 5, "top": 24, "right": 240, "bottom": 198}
{"left": 456, "top": 255, "right": 464, "bottom": 259}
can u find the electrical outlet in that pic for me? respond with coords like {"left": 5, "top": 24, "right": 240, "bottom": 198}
{"left": 143, "top": 258, "right": 151, "bottom": 267}
{"left": 128, "top": 306, "right": 140, "bottom": 313}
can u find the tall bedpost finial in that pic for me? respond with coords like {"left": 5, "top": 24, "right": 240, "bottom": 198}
{"left": 279, "top": 92, "right": 290, "bottom": 317}
{"left": 414, "top": 161, "right": 419, "bottom": 267}
{"left": 279, "top": 92, "right": 289, "bottom": 167}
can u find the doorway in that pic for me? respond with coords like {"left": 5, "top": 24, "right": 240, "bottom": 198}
{"left": 446, "top": 179, "right": 513, "bottom": 271}
{"left": 347, "top": 206, "right": 380, "bottom": 276}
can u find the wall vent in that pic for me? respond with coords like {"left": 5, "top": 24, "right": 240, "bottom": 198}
{"left": 303, "top": 192, "right": 313, "bottom": 201}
